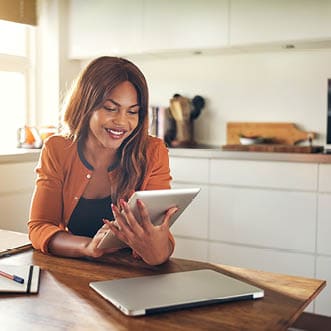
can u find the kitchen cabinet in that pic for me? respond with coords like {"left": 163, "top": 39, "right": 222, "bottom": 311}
{"left": 142, "top": 0, "right": 229, "bottom": 52}
{"left": 68, "top": 0, "right": 229, "bottom": 59}
{"left": 316, "top": 256, "right": 331, "bottom": 316}
{"left": 0, "top": 161, "right": 37, "bottom": 233}
{"left": 169, "top": 150, "right": 331, "bottom": 316}
{"left": 230, "top": 0, "right": 331, "bottom": 46}
{"left": 68, "top": 0, "right": 331, "bottom": 59}
{"left": 68, "top": 0, "right": 143, "bottom": 58}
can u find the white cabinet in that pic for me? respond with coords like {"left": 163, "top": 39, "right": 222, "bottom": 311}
{"left": 210, "top": 159, "right": 318, "bottom": 191}
{"left": 173, "top": 237, "right": 209, "bottom": 262}
{"left": 230, "top": 0, "right": 331, "bottom": 45}
{"left": 68, "top": 0, "right": 229, "bottom": 59}
{"left": 209, "top": 242, "right": 315, "bottom": 278}
{"left": 67, "top": 0, "right": 331, "bottom": 59}
{"left": 142, "top": 0, "right": 229, "bottom": 52}
{"left": 209, "top": 186, "right": 316, "bottom": 252}
{"left": 316, "top": 256, "right": 331, "bottom": 316}
{"left": 68, "top": 0, "right": 144, "bottom": 58}
{"left": 0, "top": 162, "right": 36, "bottom": 233}
{"left": 169, "top": 152, "right": 331, "bottom": 316}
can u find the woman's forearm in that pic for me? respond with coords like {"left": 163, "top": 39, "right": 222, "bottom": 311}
{"left": 48, "top": 231, "right": 91, "bottom": 258}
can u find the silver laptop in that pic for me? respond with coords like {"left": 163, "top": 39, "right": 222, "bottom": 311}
{"left": 89, "top": 269, "right": 264, "bottom": 316}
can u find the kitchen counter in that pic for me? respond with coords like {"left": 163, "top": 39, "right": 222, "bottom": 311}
{"left": 0, "top": 148, "right": 40, "bottom": 164}
{"left": 169, "top": 147, "right": 331, "bottom": 163}
{"left": 2, "top": 146, "right": 331, "bottom": 164}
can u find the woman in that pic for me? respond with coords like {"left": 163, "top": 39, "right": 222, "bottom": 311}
{"left": 28, "top": 56, "right": 177, "bottom": 265}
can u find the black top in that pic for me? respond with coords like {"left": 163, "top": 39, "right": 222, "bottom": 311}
{"left": 68, "top": 139, "right": 117, "bottom": 237}
{"left": 67, "top": 195, "right": 114, "bottom": 237}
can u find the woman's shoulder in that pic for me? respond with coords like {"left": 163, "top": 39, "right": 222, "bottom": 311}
{"left": 145, "top": 135, "right": 169, "bottom": 160}
{"left": 146, "top": 135, "right": 168, "bottom": 148}
{"left": 43, "top": 134, "right": 76, "bottom": 158}
{"left": 145, "top": 135, "right": 168, "bottom": 152}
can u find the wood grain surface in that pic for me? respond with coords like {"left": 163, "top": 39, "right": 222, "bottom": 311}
{"left": 222, "top": 144, "right": 324, "bottom": 153}
{"left": 0, "top": 249, "right": 326, "bottom": 331}
{"left": 227, "top": 122, "right": 315, "bottom": 145}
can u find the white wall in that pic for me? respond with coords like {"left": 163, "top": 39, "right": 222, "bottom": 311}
{"left": 130, "top": 49, "right": 331, "bottom": 147}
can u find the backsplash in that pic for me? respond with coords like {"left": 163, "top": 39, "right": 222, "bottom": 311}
{"left": 132, "top": 48, "right": 331, "bottom": 147}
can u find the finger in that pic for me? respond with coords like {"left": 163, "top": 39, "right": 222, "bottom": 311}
{"left": 120, "top": 199, "right": 144, "bottom": 234}
{"left": 135, "top": 198, "right": 154, "bottom": 231}
{"left": 161, "top": 206, "right": 179, "bottom": 229}
{"left": 111, "top": 203, "right": 133, "bottom": 235}
{"left": 107, "top": 221, "right": 128, "bottom": 244}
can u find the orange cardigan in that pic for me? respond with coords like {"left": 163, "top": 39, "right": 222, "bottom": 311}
{"left": 28, "top": 135, "right": 173, "bottom": 253}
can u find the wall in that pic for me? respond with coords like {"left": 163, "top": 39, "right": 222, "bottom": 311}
{"left": 130, "top": 49, "right": 331, "bottom": 147}
{"left": 35, "top": 0, "right": 80, "bottom": 128}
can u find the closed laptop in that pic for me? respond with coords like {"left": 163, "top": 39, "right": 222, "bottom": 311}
{"left": 89, "top": 269, "right": 264, "bottom": 316}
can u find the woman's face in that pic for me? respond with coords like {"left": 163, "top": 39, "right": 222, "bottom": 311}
{"left": 88, "top": 81, "right": 140, "bottom": 150}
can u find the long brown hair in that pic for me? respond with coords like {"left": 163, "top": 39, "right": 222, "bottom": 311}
{"left": 63, "top": 56, "right": 149, "bottom": 202}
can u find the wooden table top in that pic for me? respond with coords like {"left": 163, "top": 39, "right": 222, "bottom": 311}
{"left": 0, "top": 249, "right": 326, "bottom": 331}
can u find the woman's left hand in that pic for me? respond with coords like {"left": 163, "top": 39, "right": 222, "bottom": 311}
{"left": 104, "top": 199, "right": 178, "bottom": 265}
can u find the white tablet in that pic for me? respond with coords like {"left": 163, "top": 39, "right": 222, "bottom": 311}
{"left": 97, "top": 187, "right": 200, "bottom": 250}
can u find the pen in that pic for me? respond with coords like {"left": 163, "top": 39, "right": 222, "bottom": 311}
{"left": 0, "top": 270, "right": 24, "bottom": 284}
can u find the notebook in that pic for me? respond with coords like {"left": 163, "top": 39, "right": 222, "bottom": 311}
{"left": 0, "top": 265, "right": 40, "bottom": 293}
{"left": 97, "top": 187, "right": 201, "bottom": 250}
{"left": 0, "top": 229, "right": 32, "bottom": 257}
{"left": 89, "top": 269, "right": 264, "bottom": 316}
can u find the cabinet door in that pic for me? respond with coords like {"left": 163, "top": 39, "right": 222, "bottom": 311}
{"left": 210, "top": 159, "right": 318, "bottom": 191}
{"left": 317, "top": 193, "right": 331, "bottom": 255}
{"left": 0, "top": 162, "right": 36, "bottom": 233}
{"left": 316, "top": 256, "right": 331, "bottom": 316}
{"left": 230, "top": 0, "right": 331, "bottom": 45}
{"left": 173, "top": 237, "right": 208, "bottom": 261}
{"left": 209, "top": 242, "right": 315, "bottom": 278}
{"left": 142, "top": 0, "right": 229, "bottom": 52}
{"left": 68, "top": 0, "right": 143, "bottom": 58}
{"left": 209, "top": 186, "right": 316, "bottom": 252}
{"left": 171, "top": 183, "right": 208, "bottom": 239}
{"left": 170, "top": 157, "right": 209, "bottom": 184}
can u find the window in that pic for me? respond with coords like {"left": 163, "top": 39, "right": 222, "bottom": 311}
{"left": 0, "top": 19, "right": 35, "bottom": 150}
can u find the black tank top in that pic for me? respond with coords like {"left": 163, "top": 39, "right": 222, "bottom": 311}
{"left": 67, "top": 195, "right": 114, "bottom": 237}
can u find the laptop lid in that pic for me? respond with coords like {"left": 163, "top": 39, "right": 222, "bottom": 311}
{"left": 89, "top": 269, "right": 264, "bottom": 316}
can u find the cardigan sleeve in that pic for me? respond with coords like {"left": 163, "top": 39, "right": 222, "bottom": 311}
{"left": 141, "top": 137, "right": 172, "bottom": 190}
{"left": 136, "top": 136, "right": 176, "bottom": 257}
{"left": 28, "top": 138, "right": 66, "bottom": 253}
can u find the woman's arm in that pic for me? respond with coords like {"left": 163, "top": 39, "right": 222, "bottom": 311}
{"left": 47, "top": 226, "right": 117, "bottom": 258}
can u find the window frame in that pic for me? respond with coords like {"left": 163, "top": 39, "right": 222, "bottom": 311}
{"left": 0, "top": 22, "right": 36, "bottom": 146}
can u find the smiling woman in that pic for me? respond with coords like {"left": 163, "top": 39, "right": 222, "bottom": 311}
{"left": 28, "top": 56, "right": 177, "bottom": 266}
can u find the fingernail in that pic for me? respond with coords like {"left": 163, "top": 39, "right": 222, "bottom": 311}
{"left": 137, "top": 199, "right": 143, "bottom": 206}
{"left": 120, "top": 199, "right": 127, "bottom": 207}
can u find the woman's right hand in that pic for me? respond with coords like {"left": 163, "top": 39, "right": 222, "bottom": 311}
{"left": 83, "top": 224, "right": 119, "bottom": 258}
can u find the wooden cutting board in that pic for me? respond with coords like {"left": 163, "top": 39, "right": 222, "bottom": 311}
{"left": 222, "top": 144, "right": 324, "bottom": 153}
{"left": 227, "top": 122, "right": 315, "bottom": 145}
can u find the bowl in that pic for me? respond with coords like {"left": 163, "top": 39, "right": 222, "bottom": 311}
{"left": 239, "top": 136, "right": 264, "bottom": 145}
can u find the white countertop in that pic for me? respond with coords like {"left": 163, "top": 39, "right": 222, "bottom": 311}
{"left": 169, "top": 147, "right": 331, "bottom": 163}
{"left": 2, "top": 147, "right": 331, "bottom": 164}
{"left": 0, "top": 148, "right": 40, "bottom": 164}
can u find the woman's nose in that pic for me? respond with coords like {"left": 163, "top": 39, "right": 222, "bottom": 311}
{"left": 112, "top": 110, "right": 126, "bottom": 125}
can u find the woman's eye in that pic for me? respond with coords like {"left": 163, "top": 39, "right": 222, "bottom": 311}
{"left": 128, "top": 110, "right": 139, "bottom": 115}
{"left": 104, "top": 106, "right": 117, "bottom": 112}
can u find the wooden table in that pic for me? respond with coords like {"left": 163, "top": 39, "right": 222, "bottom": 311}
{"left": 0, "top": 249, "right": 326, "bottom": 331}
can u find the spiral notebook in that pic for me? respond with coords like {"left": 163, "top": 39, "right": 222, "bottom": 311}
{"left": 0, "top": 265, "right": 40, "bottom": 293}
